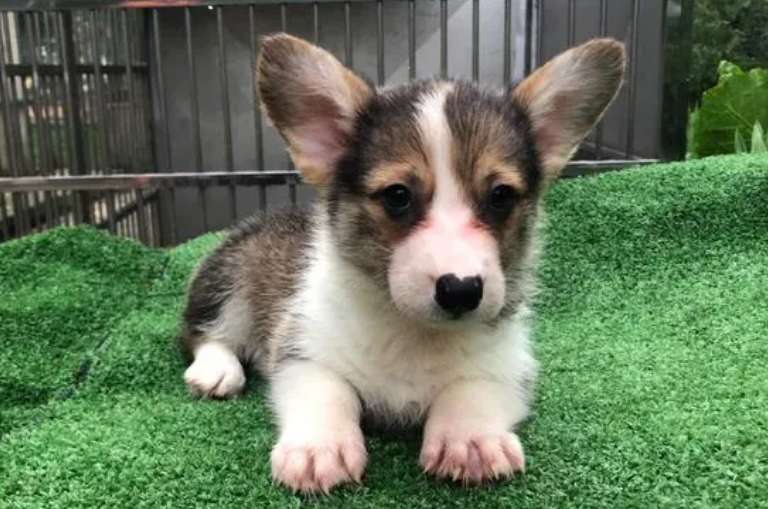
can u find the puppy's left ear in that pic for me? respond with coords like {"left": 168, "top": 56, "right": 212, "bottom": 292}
{"left": 257, "top": 33, "right": 374, "bottom": 186}
{"left": 513, "top": 38, "right": 626, "bottom": 180}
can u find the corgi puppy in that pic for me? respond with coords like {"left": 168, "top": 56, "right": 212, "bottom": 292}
{"left": 179, "top": 33, "right": 625, "bottom": 494}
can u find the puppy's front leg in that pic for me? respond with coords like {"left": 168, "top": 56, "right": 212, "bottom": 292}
{"left": 270, "top": 361, "right": 366, "bottom": 494}
{"left": 420, "top": 379, "right": 527, "bottom": 484}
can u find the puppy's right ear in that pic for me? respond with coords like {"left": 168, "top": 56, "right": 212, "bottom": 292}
{"left": 257, "top": 33, "right": 373, "bottom": 186}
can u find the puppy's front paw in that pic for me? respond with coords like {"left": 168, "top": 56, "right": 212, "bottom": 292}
{"left": 184, "top": 352, "right": 245, "bottom": 399}
{"left": 420, "top": 430, "right": 525, "bottom": 484}
{"left": 271, "top": 431, "right": 367, "bottom": 494}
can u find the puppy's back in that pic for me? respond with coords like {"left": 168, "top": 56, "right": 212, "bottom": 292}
{"left": 179, "top": 210, "right": 312, "bottom": 365}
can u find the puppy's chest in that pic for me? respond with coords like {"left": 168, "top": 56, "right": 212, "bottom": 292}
{"left": 299, "top": 313, "right": 482, "bottom": 419}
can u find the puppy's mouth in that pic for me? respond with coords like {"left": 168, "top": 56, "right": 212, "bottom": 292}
{"left": 393, "top": 301, "right": 489, "bottom": 331}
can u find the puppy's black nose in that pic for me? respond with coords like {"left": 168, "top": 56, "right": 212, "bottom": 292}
{"left": 434, "top": 274, "right": 483, "bottom": 317}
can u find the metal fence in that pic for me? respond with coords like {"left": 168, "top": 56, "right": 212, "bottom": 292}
{"left": 0, "top": 0, "right": 665, "bottom": 247}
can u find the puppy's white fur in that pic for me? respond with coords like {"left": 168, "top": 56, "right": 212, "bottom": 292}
{"left": 184, "top": 342, "right": 246, "bottom": 398}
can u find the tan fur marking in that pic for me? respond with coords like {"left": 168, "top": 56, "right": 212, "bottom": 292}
{"left": 365, "top": 162, "right": 434, "bottom": 195}
{"left": 472, "top": 151, "right": 527, "bottom": 197}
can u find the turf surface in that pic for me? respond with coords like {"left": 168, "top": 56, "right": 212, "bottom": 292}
{"left": 1, "top": 154, "right": 767, "bottom": 508}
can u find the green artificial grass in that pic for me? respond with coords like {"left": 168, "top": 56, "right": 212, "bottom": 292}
{"left": 1, "top": 153, "right": 767, "bottom": 508}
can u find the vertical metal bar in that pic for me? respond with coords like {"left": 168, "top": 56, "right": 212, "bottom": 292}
{"left": 39, "top": 19, "right": 57, "bottom": 176}
{"left": 344, "top": 2, "right": 352, "bottom": 67}
{"left": 184, "top": 7, "right": 208, "bottom": 232}
{"left": 57, "top": 12, "right": 83, "bottom": 224}
{"left": 524, "top": 0, "right": 533, "bottom": 75}
{"left": 151, "top": 196, "right": 160, "bottom": 246}
{"left": 50, "top": 185, "right": 60, "bottom": 227}
{"left": 89, "top": 10, "right": 109, "bottom": 171}
{"left": 289, "top": 178, "right": 297, "bottom": 209}
{"left": 110, "top": 10, "right": 119, "bottom": 65}
{"left": 594, "top": 0, "right": 608, "bottom": 158}
{"left": 135, "top": 188, "right": 148, "bottom": 244}
{"left": 471, "top": 0, "right": 479, "bottom": 81}
{"left": 121, "top": 9, "right": 138, "bottom": 173}
{"left": 2, "top": 14, "right": 31, "bottom": 234}
{"left": 312, "top": 2, "right": 319, "bottom": 43}
{"left": 258, "top": 184, "right": 267, "bottom": 213}
{"left": 503, "top": 0, "right": 511, "bottom": 85}
{"left": 376, "top": 0, "right": 384, "bottom": 86}
{"left": 51, "top": 73, "right": 65, "bottom": 174}
{"left": 656, "top": 0, "right": 669, "bottom": 160}
{"left": 114, "top": 191, "right": 123, "bottom": 230}
{"left": 67, "top": 191, "right": 77, "bottom": 226}
{"left": 97, "top": 191, "right": 106, "bottom": 230}
{"left": 440, "top": 0, "right": 447, "bottom": 79}
{"left": 80, "top": 74, "right": 98, "bottom": 172}
{"left": 127, "top": 195, "right": 136, "bottom": 238}
{"left": 120, "top": 193, "right": 128, "bottom": 236}
{"left": 625, "top": 0, "right": 639, "bottom": 158}
{"left": 0, "top": 13, "right": 10, "bottom": 64}
{"left": 104, "top": 12, "right": 118, "bottom": 169}
{"left": 567, "top": 0, "right": 575, "bottom": 46}
{"left": 26, "top": 191, "right": 37, "bottom": 231}
{"left": 127, "top": 200, "right": 137, "bottom": 239}
{"left": 29, "top": 13, "right": 52, "bottom": 176}
{"left": 249, "top": 4, "right": 267, "bottom": 214}
{"left": 111, "top": 71, "right": 125, "bottom": 171}
{"left": 41, "top": 191, "right": 50, "bottom": 230}
{"left": 136, "top": 11, "right": 154, "bottom": 173}
{"left": 280, "top": 2, "right": 288, "bottom": 31}
{"left": 183, "top": 9, "right": 199, "bottom": 159}
{"left": 36, "top": 21, "right": 58, "bottom": 230}
{"left": 42, "top": 12, "right": 51, "bottom": 64}
{"left": 600, "top": 0, "right": 609, "bottom": 39}
{"left": 106, "top": 189, "right": 116, "bottom": 234}
{"left": 535, "top": 0, "right": 542, "bottom": 72}
{"left": 43, "top": 190, "right": 55, "bottom": 230}
{"left": 408, "top": 0, "right": 415, "bottom": 80}
{"left": 166, "top": 185, "right": 176, "bottom": 244}
{"left": 0, "top": 13, "right": 25, "bottom": 236}
{"left": 15, "top": 66, "right": 31, "bottom": 178}
{"left": 113, "top": 193, "right": 122, "bottom": 236}
{"left": 0, "top": 192, "right": 9, "bottom": 240}
{"left": 115, "top": 13, "right": 130, "bottom": 171}
{"left": 45, "top": 74, "right": 59, "bottom": 176}
{"left": 0, "top": 21, "right": 16, "bottom": 181}
{"left": 152, "top": 9, "right": 176, "bottom": 245}
{"left": 217, "top": 6, "right": 236, "bottom": 221}
{"left": 117, "top": 198, "right": 126, "bottom": 235}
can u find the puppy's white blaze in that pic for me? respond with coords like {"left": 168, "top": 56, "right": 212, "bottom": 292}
{"left": 416, "top": 83, "right": 458, "bottom": 209}
{"left": 388, "top": 83, "right": 505, "bottom": 321}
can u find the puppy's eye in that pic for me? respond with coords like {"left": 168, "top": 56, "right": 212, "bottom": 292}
{"left": 488, "top": 185, "right": 516, "bottom": 212}
{"left": 382, "top": 184, "right": 412, "bottom": 217}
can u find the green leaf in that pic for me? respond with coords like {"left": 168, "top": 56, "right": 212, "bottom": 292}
{"left": 689, "top": 61, "right": 768, "bottom": 157}
{"left": 686, "top": 107, "right": 701, "bottom": 159}
{"left": 750, "top": 121, "right": 768, "bottom": 153}
{"left": 734, "top": 128, "right": 747, "bottom": 153}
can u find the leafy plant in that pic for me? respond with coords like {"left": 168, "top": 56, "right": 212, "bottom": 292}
{"left": 686, "top": 61, "right": 768, "bottom": 158}
{"left": 734, "top": 121, "right": 768, "bottom": 154}
{"left": 688, "top": 0, "right": 768, "bottom": 107}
